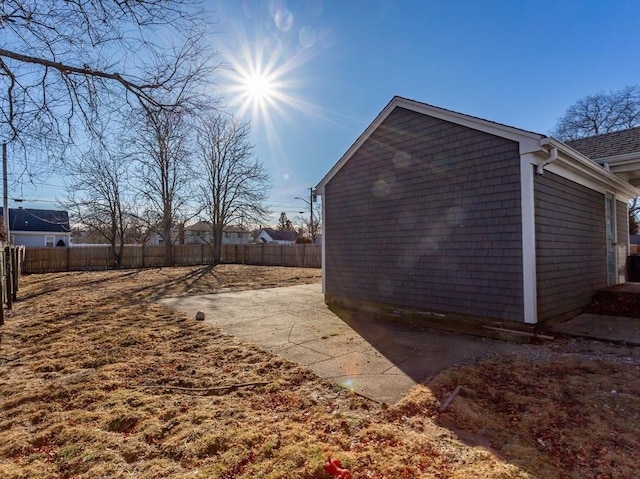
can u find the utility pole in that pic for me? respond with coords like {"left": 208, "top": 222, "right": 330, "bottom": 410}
{"left": 295, "top": 189, "right": 316, "bottom": 241}
{"left": 2, "top": 143, "right": 8, "bottom": 243}
{"left": 309, "top": 187, "right": 314, "bottom": 241}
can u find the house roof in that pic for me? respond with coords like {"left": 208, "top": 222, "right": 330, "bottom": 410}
{"left": 261, "top": 228, "right": 297, "bottom": 242}
{"left": 184, "top": 221, "right": 249, "bottom": 233}
{"left": 184, "top": 221, "right": 211, "bottom": 232}
{"left": 565, "top": 127, "right": 640, "bottom": 160}
{"left": 315, "top": 96, "right": 639, "bottom": 198}
{"left": 565, "top": 127, "right": 640, "bottom": 187}
{"left": 0, "top": 208, "right": 70, "bottom": 233}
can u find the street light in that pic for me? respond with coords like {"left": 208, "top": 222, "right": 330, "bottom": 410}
{"left": 294, "top": 189, "right": 315, "bottom": 240}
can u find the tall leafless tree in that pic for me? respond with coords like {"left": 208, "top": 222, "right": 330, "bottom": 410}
{"left": 61, "top": 147, "right": 135, "bottom": 268}
{"left": 552, "top": 85, "right": 640, "bottom": 141}
{"left": 196, "top": 115, "right": 270, "bottom": 264}
{"left": 277, "top": 212, "right": 294, "bottom": 231}
{"left": 1, "top": 0, "right": 214, "bottom": 180}
{"left": 553, "top": 86, "right": 640, "bottom": 231}
{"left": 132, "top": 107, "right": 195, "bottom": 265}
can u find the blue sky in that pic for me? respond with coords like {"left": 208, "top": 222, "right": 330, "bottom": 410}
{"left": 14, "top": 0, "right": 640, "bottom": 224}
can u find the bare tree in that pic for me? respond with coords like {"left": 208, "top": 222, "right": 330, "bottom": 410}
{"left": 553, "top": 86, "right": 640, "bottom": 230}
{"left": 132, "top": 108, "right": 195, "bottom": 266}
{"left": 552, "top": 85, "right": 640, "bottom": 141}
{"left": 277, "top": 212, "right": 294, "bottom": 231}
{"left": 294, "top": 210, "right": 322, "bottom": 241}
{"left": 61, "top": 148, "right": 134, "bottom": 268}
{"left": 1, "top": 0, "right": 213, "bottom": 179}
{"left": 196, "top": 115, "right": 270, "bottom": 264}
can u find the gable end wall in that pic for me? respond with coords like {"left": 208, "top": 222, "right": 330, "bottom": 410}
{"left": 324, "top": 107, "right": 524, "bottom": 322}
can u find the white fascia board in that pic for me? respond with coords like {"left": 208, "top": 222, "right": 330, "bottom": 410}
{"left": 316, "top": 96, "right": 545, "bottom": 194}
{"left": 316, "top": 98, "right": 398, "bottom": 195}
{"left": 593, "top": 152, "right": 640, "bottom": 164}
{"left": 608, "top": 163, "right": 640, "bottom": 174}
{"left": 543, "top": 159, "right": 638, "bottom": 202}
{"left": 596, "top": 153, "right": 640, "bottom": 174}
{"left": 393, "top": 97, "right": 544, "bottom": 144}
{"left": 9, "top": 230, "right": 70, "bottom": 236}
{"left": 539, "top": 139, "right": 639, "bottom": 200}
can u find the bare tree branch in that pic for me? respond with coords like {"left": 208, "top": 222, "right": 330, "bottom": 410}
{"left": 552, "top": 86, "right": 640, "bottom": 141}
{"left": 195, "top": 114, "right": 271, "bottom": 263}
{"left": 1, "top": 0, "right": 217, "bottom": 184}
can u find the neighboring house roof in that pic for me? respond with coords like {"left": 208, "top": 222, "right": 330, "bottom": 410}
{"left": 566, "top": 127, "right": 640, "bottom": 187}
{"left": 316, "top": 96, "right": 639, "bottom": 199}
{"left": 261, "top": 228, "right": 297, "bottom": 242}
{"left": 185, "top": 221, "right": 249, "bottom": 233}
{"left": 0, "top": 208, "right": 70, "bottom": 233}
{"left": 224, "top": 225, "right": 249, "bottom": 233}
{"left": 565, "top": 127, "right": 640, "bottom": 160}
{"left": 185, "top": 221, "right": 211, "bottom": 233}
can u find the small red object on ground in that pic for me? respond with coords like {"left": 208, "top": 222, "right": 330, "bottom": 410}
{"left": 324, "top": 457, "right": 351, "bottom": 479}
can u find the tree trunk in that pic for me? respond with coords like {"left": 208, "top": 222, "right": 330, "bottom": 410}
{"left": 163, "top": 204, "right": 174, "bottom": 266}
{"left": 213, "top": 225, "right": 223, "bottom": 265}
{"left": 164, "top": 236, "right": 173, "bottom": 266}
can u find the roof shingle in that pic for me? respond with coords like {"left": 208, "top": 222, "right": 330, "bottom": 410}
{"left": 0, "top": 208, "right": 70, "bottom": 233}
{"left": 565, "top": 126, "right": 640, "bottom": 160}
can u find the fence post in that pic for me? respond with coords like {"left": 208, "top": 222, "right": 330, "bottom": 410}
{"left": 0, "top": 245, "right": 4, "bottom": 326}
{"left": 11, "top": 247, "right": 18, "bottom": 301}
{"left": 4, "top": 247, "right": 12, "bottom": 310}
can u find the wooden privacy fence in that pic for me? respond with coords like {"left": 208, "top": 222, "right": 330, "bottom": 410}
{"left": 0, "top": 243, "right": 25, "bottom": 325}
{"left": 22, "top": 243, "right": 322, "bottom": 274}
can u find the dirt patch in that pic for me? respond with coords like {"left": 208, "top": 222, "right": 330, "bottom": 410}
{"left": 0, "top": 265, "right": 638, "bottom": 478}
{"left": 584, "top": 288, "right": 640, "bottom": 318}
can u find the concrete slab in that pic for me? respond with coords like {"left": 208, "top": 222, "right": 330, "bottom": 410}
{"left": 159, "top": 284, "right": 639, "bottom": 403}
{"left": 159, "top": 284, "right": 528, "bottom": 403}
{"left": 552, "top": 313, "right": 640, "bottom": 345}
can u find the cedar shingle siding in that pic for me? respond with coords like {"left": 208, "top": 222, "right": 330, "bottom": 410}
{"left": 324, "top": 107, "right": 524, "bottom": 322}
{"left": 534, "top": 171, "right": 607, "bottom": 320}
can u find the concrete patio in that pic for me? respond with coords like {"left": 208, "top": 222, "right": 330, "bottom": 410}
{"left": 159, "top": 283, "right": 640, "bottom": 404}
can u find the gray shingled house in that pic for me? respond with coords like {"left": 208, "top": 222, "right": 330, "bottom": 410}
{"left": 315, "top": 97, "right": 640, "bottom": 327}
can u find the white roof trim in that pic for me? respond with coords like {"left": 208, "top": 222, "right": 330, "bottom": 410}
{"left": 316, "top": 96, "right": 544, "bottom": 193}
{"left": 316, "top": 96, "right": 639, "bottom": 199}
{"left": 541, "top": 138, "right": 639, "bottom": 198}
{"left": 593, "top": 152, "right": 640, "bottom": 164}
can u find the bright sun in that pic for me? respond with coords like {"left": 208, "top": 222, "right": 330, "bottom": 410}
{"left": 243, "top": 74, "right": 274, "bottom": 102}
{"left": 223, "top": 41, "right": 315, "bottom": 128}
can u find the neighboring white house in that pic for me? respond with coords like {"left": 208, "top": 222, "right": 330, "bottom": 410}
{"left": 256, "top": 228, "right": 298, "bottom": 245}
{"left": 1, "top": 207, "right": 71, "bottom": 248}
{"left": 184, "top": 221, "right": 251, "bottom": 245}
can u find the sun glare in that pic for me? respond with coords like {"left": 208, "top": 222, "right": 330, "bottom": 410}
{"left": 243, "top": 74, "right": 274, "bottom": 102}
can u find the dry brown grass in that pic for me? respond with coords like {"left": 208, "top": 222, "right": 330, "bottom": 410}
{"left": 0, "top": 265, "right": 638, "bottom": 478}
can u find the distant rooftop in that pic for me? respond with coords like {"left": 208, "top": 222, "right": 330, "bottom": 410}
{"left": 0, "top": 207, "right": 70, "bottom": 233}
{"left": 261, "top": 228, "right": 298, "bottom": 242}
{"left": 565, "top": 126, "right": 640, "bottom": 160}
